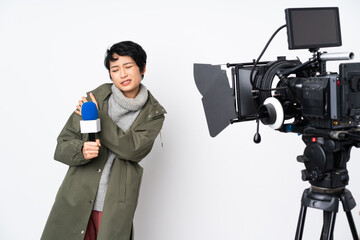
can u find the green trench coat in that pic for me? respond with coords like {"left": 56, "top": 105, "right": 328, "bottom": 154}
{"left": 41, "top": 83, "right": 166, "bottom": 240}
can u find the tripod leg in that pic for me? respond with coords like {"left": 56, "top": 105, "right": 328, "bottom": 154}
{"left": 345, "top": 211, "right": 358, "bottom": 240}
{"left": 320, "top": 211, "right": 336, "bottom": 240}
{"left": 295, "top": 205, "right": 307, "bottom": 240}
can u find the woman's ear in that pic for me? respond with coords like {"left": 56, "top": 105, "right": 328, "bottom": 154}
{"left": 141, "top": 65, "right": 146, "bottom": 79}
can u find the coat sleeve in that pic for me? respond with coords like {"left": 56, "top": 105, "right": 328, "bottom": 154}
{"left": 53, "top": 112, "right": 89, "bottom": 167}
{"left": 98, "top": 110, "right": 165, "bottom": 163}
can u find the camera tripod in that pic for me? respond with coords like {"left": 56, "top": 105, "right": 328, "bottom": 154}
{"left": 294, "top": 134, "right": 359, "bottom": 239}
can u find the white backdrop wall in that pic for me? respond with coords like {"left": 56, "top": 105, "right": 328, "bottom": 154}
{"left": 1, "top": 0, "right": 360, "bottom": 239}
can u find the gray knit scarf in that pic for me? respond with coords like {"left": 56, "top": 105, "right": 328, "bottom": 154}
{"left": 108, "top": 83, "right": 148, "bottom": 131}
{"left": 93, "top": 83, "right": 148, "bottom": 211}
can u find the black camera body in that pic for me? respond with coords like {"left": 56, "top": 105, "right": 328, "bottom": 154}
{"left": 245, "top": 58, "right": 360, "bottom": 133}
{"left": 286, "top": 62, "right": 360, "bottom": 130}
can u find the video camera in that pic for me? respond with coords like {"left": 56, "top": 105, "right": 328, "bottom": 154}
{"left": 194, "top": 7, "right": 360, "bottom": 238}
{"left": 194, "top": 7, "right": 360, "bottom": 141}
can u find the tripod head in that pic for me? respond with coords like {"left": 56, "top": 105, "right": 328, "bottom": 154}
{"left": 297, "top": 128, "right": 360, "bottom": 189}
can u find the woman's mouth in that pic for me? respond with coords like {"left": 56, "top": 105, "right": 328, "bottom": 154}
{"left": 121, "top": 79, "right": 131, "bottom": 86}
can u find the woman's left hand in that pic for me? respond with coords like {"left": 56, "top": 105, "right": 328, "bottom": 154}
{"left": 75, "top": 92, "right": 98, "bottom": 116}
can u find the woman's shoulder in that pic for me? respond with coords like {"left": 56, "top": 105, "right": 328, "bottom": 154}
{"left": 87, "top": 83, "right": 112, "bottom": 102}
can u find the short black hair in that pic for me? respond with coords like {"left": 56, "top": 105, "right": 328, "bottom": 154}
{"left": 104, "top": 41, "right": 147, "bottom": 75}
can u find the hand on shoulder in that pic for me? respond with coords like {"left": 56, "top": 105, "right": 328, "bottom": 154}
{"left": 75, "top": 92, "right": 99, "bottom": 116}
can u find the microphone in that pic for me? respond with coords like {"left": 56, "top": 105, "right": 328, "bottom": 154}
{"left": 80, "top": 102, "right": 101, "bottom": 141}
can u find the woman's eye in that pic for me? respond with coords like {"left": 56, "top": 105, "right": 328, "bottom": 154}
{"left": 126, "top": 66, "right": 132, "bottom": 69}
{"left": 112, "top": 70, "right": 118, "bottom": 72}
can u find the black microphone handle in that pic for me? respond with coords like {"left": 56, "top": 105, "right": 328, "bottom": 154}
{"left": 89, "top": 133, "right": 96, "bottom": 142}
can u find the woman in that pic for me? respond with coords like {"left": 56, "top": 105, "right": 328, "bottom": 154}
{"left": 41, "top": 41, "right": 166, "bottom": 240}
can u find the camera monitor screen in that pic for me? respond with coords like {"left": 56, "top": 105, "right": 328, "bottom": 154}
{"left": 285, "top": 7, "right": 342, "bottom": 50}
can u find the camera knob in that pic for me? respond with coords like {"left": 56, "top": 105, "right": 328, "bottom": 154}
{"left": 297, "top": 155, "right": 309, "bottom": 163}
{"left": 301, "top": 169, "right": 310, "bottom": 181}
{"left": 341, "top": 174, "right": 349, "bottom": 184}
{"left": 309, "top": 169, "right": 323, "bottom": 181}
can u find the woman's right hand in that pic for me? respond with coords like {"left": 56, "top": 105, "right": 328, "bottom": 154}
{"left": 82, "top": 139, "right": 101, "bottom": 160}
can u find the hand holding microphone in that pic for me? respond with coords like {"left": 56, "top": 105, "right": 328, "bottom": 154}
{"left": 76, "top": 92, "right": 101, "bottom": 160}
{"left": 82, "top": 141, "right": 101, "bottom": 160}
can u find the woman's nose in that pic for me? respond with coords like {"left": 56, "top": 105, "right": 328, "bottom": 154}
{"left": 120, "top": 69, "right": 128, "bottom": 78}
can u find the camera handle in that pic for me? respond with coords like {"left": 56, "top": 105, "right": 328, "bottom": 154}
{"left": 253, "top": 116, "right": 261, "bottom": 143}
{"left": 277, "top": 51, "right": 354, "bottom": 79}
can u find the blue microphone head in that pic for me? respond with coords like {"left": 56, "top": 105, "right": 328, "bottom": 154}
{"left": 81, "top": 102, "right": 98, "bottom": 120}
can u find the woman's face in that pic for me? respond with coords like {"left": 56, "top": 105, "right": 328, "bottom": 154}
{"left": 109, "top": 54, "right": 146, "bottom": 98}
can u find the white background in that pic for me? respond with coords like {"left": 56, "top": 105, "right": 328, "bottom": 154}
{"left": 1, "top": 0, "right": 360, "bottom": 239}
